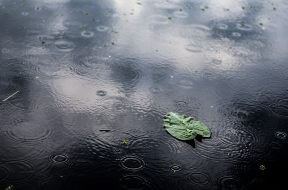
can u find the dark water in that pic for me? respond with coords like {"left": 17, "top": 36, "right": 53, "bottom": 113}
{"left": 0, "top": 0, "right": 288, "bottom": 189}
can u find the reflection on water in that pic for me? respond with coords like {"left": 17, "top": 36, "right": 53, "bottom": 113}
{"left": 0, "top": 0, "right": 288, "bottom": 189}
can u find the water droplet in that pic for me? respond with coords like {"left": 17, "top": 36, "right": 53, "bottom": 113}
{"left": 120, "top": 155, "right": 145, "bottom": 171}
{"left": 275, "top": 131, "right": 287, "bottom": 140}
{"left": 54, "top": 40, "right": 75, "bottom": 52}
{"left": 81, "top": 30, "right": 94, "bottom": 38}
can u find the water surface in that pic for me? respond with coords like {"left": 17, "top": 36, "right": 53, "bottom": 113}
{"left": 0, "top": 0, "right": 288, "bottom": 189}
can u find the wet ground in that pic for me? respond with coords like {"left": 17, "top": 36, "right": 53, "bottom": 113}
{"left": 0, "top": 0, "right": 288, "bottom": 189}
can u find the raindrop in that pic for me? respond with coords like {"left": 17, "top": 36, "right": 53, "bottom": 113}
{"left": 275, "top": 131, "right": 287, "bottom": 140}
{"left": 54, "top": 40, "right": 75, "bottom": 52}
{"left": 81, "top": 30, "right": 94, "bottom": 38}
{"left": 120, "top": 155, "right": 145, "bottom": 171}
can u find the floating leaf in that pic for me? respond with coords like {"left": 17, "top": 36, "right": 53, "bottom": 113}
{"left": 80, "top": 24, "right": 87, "bottom": 30}
{"left": 259, "top": 164, "right": 266, "bottom": 171}
{"left": 164, "top": 112, "right": 211, "bottom": 141}
{"left": 5, "top": 185, "right": 14, "bottom": 190}
{"left": 123, "top": 139, "right": 129, "bottom": 145}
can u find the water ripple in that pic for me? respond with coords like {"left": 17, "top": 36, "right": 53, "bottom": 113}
{"left": 173, "top": 11, "right": 188, "bottom": 19}
{"left": 236, "top": 23, "right": 253, "bottom": 31}
{"left": 5, "top": 161, "right": 34, "bottom": 181}
{"left": 96, "top": 25, "right": 109, "bottom": 32}
{"left": 274, "top": 131, "right": 287, "bottom": 140}
{"left": 193, "top": 125, "right": 266, "bottom": 163}
{"left": 0, "top": 166, "right": 9, "bottom": 181}
{"left": 120, "top": 175, "right": 150, "bottom": 190}
{"left": 270, "top": 98, "right": 288, "bottom": 118}
{"left": 187, "top": 170, "right": 211, "bottom": 187}
{"left": 80, "top": 30, "right": 94, "bottom": 38}
{"left": 6, "top": 121, "right": 51, "bottom": 143}
{"left": 120, "top": 155, "right": 145, "bottom": 172}
{"left": 217, "top": 175, "right": 242, "bottom": 190}
{"left": 150, "top": 15, "right": 170, "bottom": 25}
{"left": 154, "top": 2, "right": 179, "bottom": 10}
{"left": 54, "top": 40, "right": 75, "bottom": 52}
{"left": 52, "top": 154, "right": 69, "bottom": 163}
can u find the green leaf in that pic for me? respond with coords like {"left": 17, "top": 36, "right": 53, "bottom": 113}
{"left": 5, "top": 185, "right": 14, "bottom": 190}
{"left": 80, "top": 24, "right": 87, "bottom": 30}
{"left": 123, "top": 139, "right": 129, "bottom": 145}
{"left": 164, "top": 112, "right": 211, "bottom": 141}
{"left": 259, "top": 164, "right": 266, "bottom": 171}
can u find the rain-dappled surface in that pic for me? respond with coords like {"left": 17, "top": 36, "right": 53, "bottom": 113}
{"left": 0, "top": 0, "right": 288, "bottom": 189}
